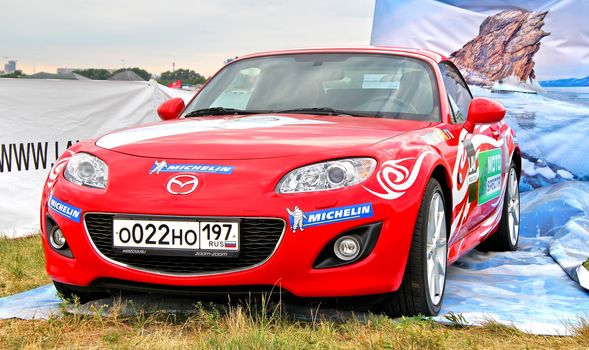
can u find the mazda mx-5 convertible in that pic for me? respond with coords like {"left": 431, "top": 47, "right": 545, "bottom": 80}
{"left": 41, "top": 47, "right": 520, "bottom": 316}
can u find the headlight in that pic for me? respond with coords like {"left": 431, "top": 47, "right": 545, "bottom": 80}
{"left": 64, "top": 153, "right": 108, "bottom": 189}
{"left": 276, "top": 158, "right": 376, "bottom": 194}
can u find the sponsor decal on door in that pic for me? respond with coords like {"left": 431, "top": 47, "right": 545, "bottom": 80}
{"left": 478, "top": 149, "right": 502, "bottom": 204}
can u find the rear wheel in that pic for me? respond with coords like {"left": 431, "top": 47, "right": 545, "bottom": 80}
{"left": 383, "top": 178, "right": 448, "bottom": 317}
{"left": 479, "top": 163, "right": 520, "bottom": 252}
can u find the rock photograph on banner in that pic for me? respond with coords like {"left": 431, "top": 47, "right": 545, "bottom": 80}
{"left": 449, "top": 9, "right": 549, "bottom": 92}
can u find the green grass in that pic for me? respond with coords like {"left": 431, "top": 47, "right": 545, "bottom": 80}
{"left": 0, "top": 234, "right": 588, "bottom": 349}
{"left": 0, "top": 235, "right": 50, "bottom": 297}
{"left": 2, "top": 304, "right": 588, "bottom": 349}
{"left": 583, "top": 258, "right": 589, "bottom": 271}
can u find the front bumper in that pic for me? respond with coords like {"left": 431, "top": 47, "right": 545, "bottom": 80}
{"left": 43, "top": 205, "right": 417, "bottom": 297}
{"left": 41, "top": 151, "right": 422, "bottom": 298}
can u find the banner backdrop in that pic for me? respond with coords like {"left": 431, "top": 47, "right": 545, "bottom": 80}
{"left": 371, "top": 0, "right": 589, "bottom": 86}
{"left": 0, "top": 79, "right": 193, "bottom": 237}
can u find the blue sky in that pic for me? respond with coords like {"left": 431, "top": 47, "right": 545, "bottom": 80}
{"left": 0, "top": 0, "right": 375, "bottom": 76}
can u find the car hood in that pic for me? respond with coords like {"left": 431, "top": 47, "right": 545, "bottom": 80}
{"left": 95, "top": 114, "right": 429, "bottom": 160}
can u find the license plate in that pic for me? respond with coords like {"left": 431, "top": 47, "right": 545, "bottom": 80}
{"left": 112, "top": 218, "right": 240, "bottom": 257}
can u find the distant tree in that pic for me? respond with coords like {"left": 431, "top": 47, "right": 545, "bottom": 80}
{"left": 73, "top": 67, "right": 151, "bottom": 80}
{"left": 0, "top": 70, "right": 24, "bottom": 78}
{"left": 111, "top": 67, "right": 152, "bottom": 81}
{"left": 73, "top": 68, "right": 112, "bottom": 80}
{"left": 158, "top": 69, "right": 206, "bottom": 86}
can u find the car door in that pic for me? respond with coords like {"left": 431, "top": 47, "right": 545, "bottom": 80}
{"left": 470, "top": 117, "right": 507, "bottom": 228}
{"left": 439, "top": 62, "right": 504, "bottom": 240}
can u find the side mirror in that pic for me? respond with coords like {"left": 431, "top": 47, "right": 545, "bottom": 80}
{"left": 157, "top": 98, "right": 185, "bottom": 121}
{"left": 464, "top": 97, "right": 506, "bottom": 133}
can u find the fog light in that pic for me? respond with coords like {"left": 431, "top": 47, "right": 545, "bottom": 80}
{"left": 334, "top": 235, "right": 361, "bottom": 261}
{"left": 49, "top": 228, "right": 66, "bottom": 250}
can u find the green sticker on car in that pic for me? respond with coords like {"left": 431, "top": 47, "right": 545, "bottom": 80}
{"left": 478, "top": 148, "right": 502, "bottom": 204}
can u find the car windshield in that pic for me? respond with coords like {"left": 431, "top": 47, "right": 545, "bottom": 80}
{"left": 182, "top": 53, "right": 440, "bottom": 121}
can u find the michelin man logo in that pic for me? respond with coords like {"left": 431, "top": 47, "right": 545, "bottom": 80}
{"left": 150, "top": 160, "right": 168, "bottom": 174}
{"left": 286, "top": 206, "right": 307, "bottom": 233}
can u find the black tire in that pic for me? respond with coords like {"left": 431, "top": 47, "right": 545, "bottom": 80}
{"left": 383, "top": 178, "right": 448, "bottom": 317}
{"left": 478, "top": 162, "right": 520, "bottom": 252}
{"left": 53, "top": 281, "right": 106, "bottom": 304}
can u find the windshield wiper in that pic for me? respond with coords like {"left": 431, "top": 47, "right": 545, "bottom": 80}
{"left": 274, "top": 107, "right": 373, "bottom": 118}
{"left": 184, "top": 107, "right": 260, "bottom": 118}
{"left": 184, "top": 106, "right": 376, "bottom": 118}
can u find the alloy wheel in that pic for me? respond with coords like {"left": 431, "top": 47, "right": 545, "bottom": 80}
{"left": 507, "top": 168, "right": 520, "bottom": 246}
{"left": 426, "top": 192, "right": 447, "bottom": 306}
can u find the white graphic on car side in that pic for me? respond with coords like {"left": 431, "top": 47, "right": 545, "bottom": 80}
{"left": 363, "top": 125, "right": 514, "bottom": 246}
{"left": 363, "top": 151, "right": 434, "bottom": 200}
{"left": 449, "top": 127, "right": 512, "bottom": 243}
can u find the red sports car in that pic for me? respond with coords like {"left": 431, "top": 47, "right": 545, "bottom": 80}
{"left": 41, "top": 47, "right": 520, "bottom": 316}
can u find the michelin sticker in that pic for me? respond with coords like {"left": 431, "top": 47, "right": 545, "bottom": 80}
{"left": 149, "top": 160, "right": 234, "bottom": 175}
{"left": 48, "top": 195, "right": 82, "bottom": 223}
{"left": 478, "top": 149, "right": 503, "bottom": 204}
{"left": 286, "top": 203, "right": 374, "bottom": 233}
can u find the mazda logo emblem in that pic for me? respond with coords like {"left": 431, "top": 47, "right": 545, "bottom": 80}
{"left": 166, "top": 175, "right": 199, "bottom": 195}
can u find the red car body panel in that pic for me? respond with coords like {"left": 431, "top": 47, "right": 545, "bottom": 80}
{"left": 41, "top": 47, "right": 519, "bottom": 298}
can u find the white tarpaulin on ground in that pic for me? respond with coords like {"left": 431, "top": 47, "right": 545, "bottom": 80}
{"left": 0, "top": 78, "right": 194, "bottom": 237}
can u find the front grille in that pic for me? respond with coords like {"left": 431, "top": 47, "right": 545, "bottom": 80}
{"left": 84, "top": 214, "right": 285, "bottom": 275}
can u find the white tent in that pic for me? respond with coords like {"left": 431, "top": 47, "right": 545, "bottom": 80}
{"left": 0, "top": 78, "right": 194, "bottom": 237}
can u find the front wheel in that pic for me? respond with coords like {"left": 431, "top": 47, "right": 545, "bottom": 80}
{"left": 383, "top": 178, "right": 448, "bottom": 317}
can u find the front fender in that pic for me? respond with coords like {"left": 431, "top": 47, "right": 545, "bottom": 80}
{"left": 41, "top": 141, "right": 94, "bottom": 230}
{"left": 361, "top": 144, "right": 448, "bottom": 289}
{"left": 364, "top": 143, "right": 448, "bottom": 207}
